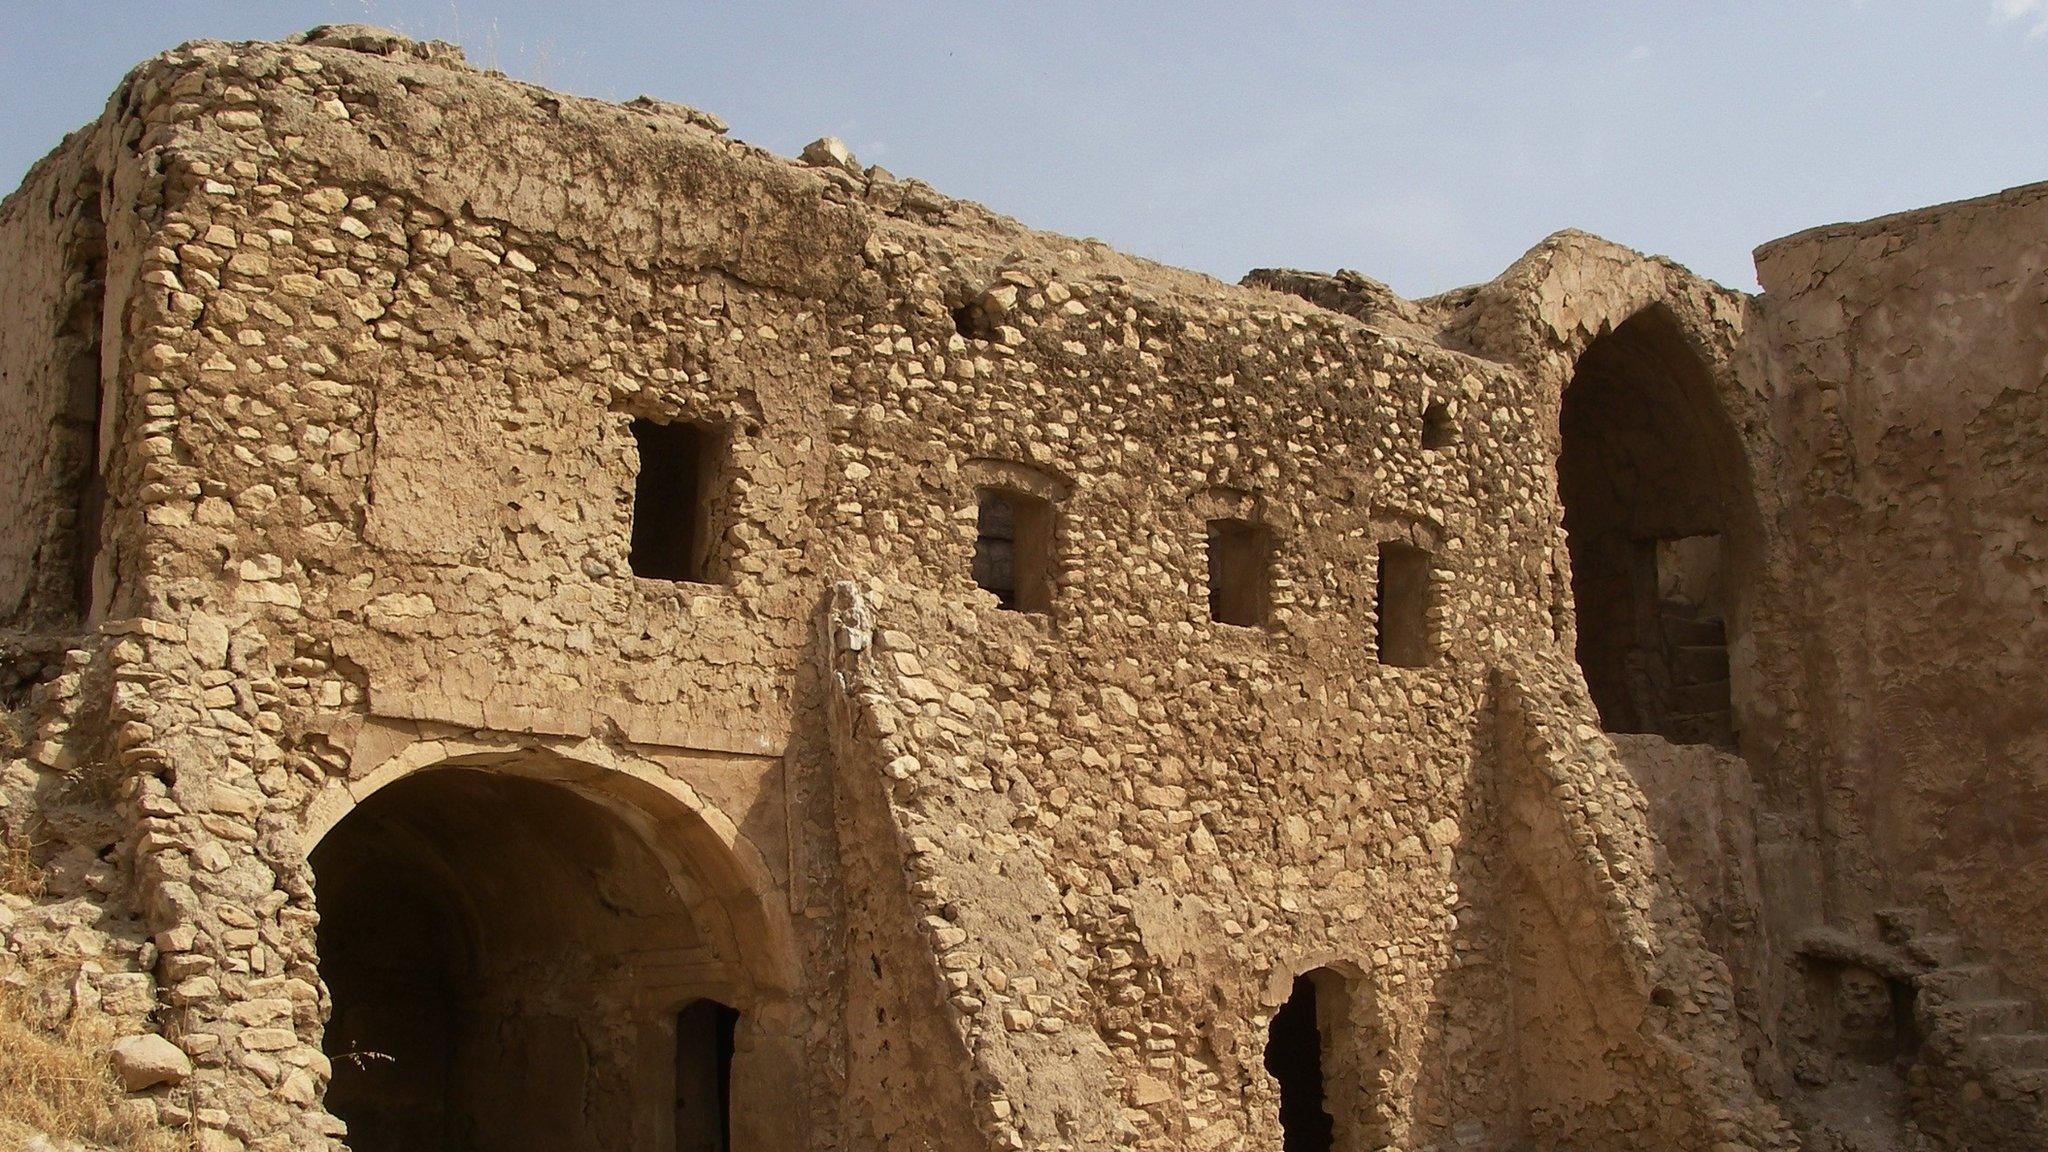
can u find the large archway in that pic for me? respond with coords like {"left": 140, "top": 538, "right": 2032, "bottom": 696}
{"left": 1558, "top": 305, "right": 1748, "bottom": 747}
{"left": 311, "top": 759, "right": 789, "bottom": 1151}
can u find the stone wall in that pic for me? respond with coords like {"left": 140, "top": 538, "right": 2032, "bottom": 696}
{"left": 0, "top": 124, "right": 106, "bottom": 629}
{"left": 1747, "top": 183, "right": 2048, "bottom": 1143}
{"left": 1752, "top": 182, "right": 2048, "bottom": 997}
{"left": 0, "top": 20, "right": 2041, "bottom": 1152}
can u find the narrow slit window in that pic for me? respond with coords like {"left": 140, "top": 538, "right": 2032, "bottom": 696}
{"left": 1376, "top": 541, "right": 1433, "bottom": 667}
{"left": 1208, "top": 518, "right": 1272, "bottom": 627}
{"left": 629, "top": 418, "right": 724, "bottom": 583}
{"left": 974, "top": 488, "right": 1052, "bottom": 612}
{"left": 676, "top": 999, "right": 739, "bottom": 1152}
{"left": 66, "top": 179, "right": 108, "bottom": 620}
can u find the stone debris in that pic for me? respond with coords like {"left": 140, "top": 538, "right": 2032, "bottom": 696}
{"left": 801, "top": 135, "right": 862, "bottom": 175}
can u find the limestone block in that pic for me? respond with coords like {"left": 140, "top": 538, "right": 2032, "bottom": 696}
{"left": 112, "top": 1032, "right": 193, "bottom": 1090}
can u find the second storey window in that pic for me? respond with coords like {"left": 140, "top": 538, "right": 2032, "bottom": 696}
{"left": 629, "top": 418, "right": 725, "bottom": 583}
{"left": 1376, "top": 541, "right": 1433, "bottom": 667}
{"left": 974, "top": 488, "right": 1053, "bottom": 612}
{"left": 1207, "top": 518, "right": 1272, "bottom": 627}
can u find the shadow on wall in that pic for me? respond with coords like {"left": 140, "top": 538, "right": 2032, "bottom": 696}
{"left": 1407, "top": 691, "right": 1708, "bottom": 1150}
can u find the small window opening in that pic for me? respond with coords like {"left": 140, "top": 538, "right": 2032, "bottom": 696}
{"left": 1376, "top": 541, "right": 1433, "bottom": 667}
{"left": 974, "top": 488, "right": 1052, "bottom": 612}
{"left": 1421, "top": 401, "right": 1454, "bottom": 450}
{"left": 1208, "top": 518, "right": 1272, "bottom": 628}
{"left": 676, "top": 999, "right": 739, "bottom": 1152}
{"left": 629, "top": 418, "right": 725, "bottom": 582}
{"left": 1266, "top": 974, "right": 1335, "bottom": 1152}
{"left": 952, "top": 301, "right": 996, "bottom": 342}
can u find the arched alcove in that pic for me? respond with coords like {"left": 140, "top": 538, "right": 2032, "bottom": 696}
{"left": 312, "top": 761, "right": 788, "bottom": 1152}
{"left": 1558, "top": 305, "right": 1749, "bottom": 747}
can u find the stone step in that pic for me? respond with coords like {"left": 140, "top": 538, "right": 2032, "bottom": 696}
{"left": 1669, "top": 643, "right": 1730, "bottom": 684}
{"left": 1954, "top": 998, "right": 2034, "bottom": 1035}
{"left": 1671, "top": 678, "right": 1732, "bottom": 714}
{"left": 1909, "top": 933, "right": 1970, "bottom": 967}
{"left": 1874, "top": 907, "right": 1930, "bottom": 945}
{"left": 1660, "top": 613, "right": 1726, "bottom": 648}
{"left": 1664, "top": 710, "right": 1735, "bottom": 747}
{"left": 1978, "top": 1032, "right": 2048, "bottom": 1066}
{"left": 1921, "top": 964, "right": 2003, "bottom": 1002}
{"left": 2005, "top": 1066, "right": 2048, "bottom": 1094}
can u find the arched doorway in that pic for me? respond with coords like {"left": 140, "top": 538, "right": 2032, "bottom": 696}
{"left": 1266, "top": 972, "right": 1336, "bottom": 1152}
{"left": 311, "top": 762, "right": 780, "bottom": 1152}
{"left": 1265, "top": 966, "right": 1387, "bottom": 1151}
{"left": 1558, "top": 305, "right": 1747, "bottom": 747}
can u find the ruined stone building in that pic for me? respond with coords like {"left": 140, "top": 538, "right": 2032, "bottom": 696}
{"left": 3, "top": 23, "right": 2045, "bottom": 1152}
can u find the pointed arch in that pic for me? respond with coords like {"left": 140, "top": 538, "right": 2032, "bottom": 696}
{"left": 1559, "top": 303, "right": 1757, "bottom": 744}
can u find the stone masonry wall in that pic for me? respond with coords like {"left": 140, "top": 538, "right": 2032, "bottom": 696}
{"left": 0, "top": 122, "right": 106, "bottom": 629}
{"left": 1751, "top": 183, "right": 2048, "bottom": 1003}
{"left": 3, "top": 21, "right": 2040, "bottom": 1152}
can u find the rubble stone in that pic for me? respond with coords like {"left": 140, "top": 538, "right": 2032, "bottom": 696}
{"left": 0, "top": 21, "right": 2041, "bottom": 1152}
{"left": 112, "top": 1032, "right": 194, "bottom": 1090}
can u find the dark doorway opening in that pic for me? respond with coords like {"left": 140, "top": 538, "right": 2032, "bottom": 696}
{"left": 676, "top": 999, "right": 739, "bottom": 1151}
{"left": 313, "top": 769, "right": 719, "bottom": 1152}
{"left": 1266, "top": 973, "right": 1335, "bottom": 1152}
{"left": 1558, "top": 307, "right": 1744, "bottom": 747}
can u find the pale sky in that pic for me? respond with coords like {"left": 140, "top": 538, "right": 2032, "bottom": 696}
{"left": 3, "top": 1, "right": 2043, "bottom": 297}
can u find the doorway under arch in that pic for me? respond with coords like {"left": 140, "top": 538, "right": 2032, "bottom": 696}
{"left": 311, "top": 763, "right": 778, "bottom": 1152}
{"left": 1558, "top": 305, "right": 1748, "bottom": 747}
{"left": 1265, "top": 965, "right": 1390, "bottom": 1152}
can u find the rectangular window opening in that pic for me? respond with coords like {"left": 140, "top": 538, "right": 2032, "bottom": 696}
{"left": 1376, "top": 541, "right": 1434, "bottom": 667}
{"left": 1207, "top": 518, "right": 1272, "bottom": 628}
{"left": 629, "top": 418, "right": 726, "bottom": 583}
{"left": 974, "top": 488, "right": 1052, "bottom": 612}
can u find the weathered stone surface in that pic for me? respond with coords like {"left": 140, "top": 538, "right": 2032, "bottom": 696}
{"left": 112, "top": 1032, "right": 193, "bottom": 1090}
{"left": 0, "top": 20, "right": 2041, "bottom": 1152}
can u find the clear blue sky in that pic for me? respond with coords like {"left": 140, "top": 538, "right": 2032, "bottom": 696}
{"left": 3, "top": 2, "right": 2044, "bottom": 296}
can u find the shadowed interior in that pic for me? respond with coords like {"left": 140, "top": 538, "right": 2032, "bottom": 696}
{"left": 312, "top": 768, "right": 739, "bottom": 1152}
{"left": 1559, "top": 306, "right": 1745, "bottom": 746}
{"left": 1266, "top": 973, "right": 1336, "bottom": 1152}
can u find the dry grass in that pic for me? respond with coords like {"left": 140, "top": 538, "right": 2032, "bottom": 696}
{"left": 0, "top": 830, "right": 46, "bottom": 901}
{"left": 0, "top": 983, "right": 184, "bottom": 1151}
